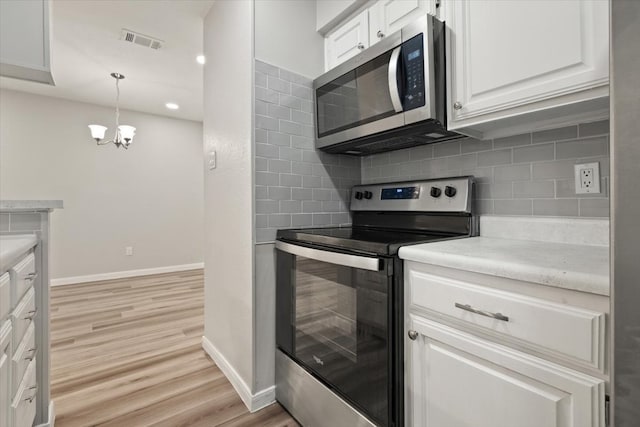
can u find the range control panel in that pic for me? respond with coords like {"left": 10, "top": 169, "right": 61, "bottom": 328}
{"left": 350, "top": 176, "right": 474, "bottom": 213}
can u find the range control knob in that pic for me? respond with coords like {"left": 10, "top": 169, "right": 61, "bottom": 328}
{"left": 364, "top": 191, "right": 373, "bottom": 200}
{"left": 355, "top": 191, "right": 363, "bottom": 200}
{"left": 444, "top": 186, "right": 457, "bottom": 198}
{"left": 430, "top": 187, "right": 442, "bottom": 198}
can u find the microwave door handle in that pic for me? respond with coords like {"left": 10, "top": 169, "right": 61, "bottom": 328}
{"left": 275, "top": 241, "right": 382, "bottom": 272}
{"left": 388, "top": 46, "right": 403, "bottom": 113}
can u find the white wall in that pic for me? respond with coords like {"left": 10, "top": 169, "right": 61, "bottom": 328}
{"left": 0, "top": 89, "right": 204, "bottom": 280}
{"left": 316, "top": 0, "right": 366, "bottom": 33}
{"left": 202, "top": 0, "right": 255, "bottom": 397}
{"left": 255, "top": 0, "right": 324, "bottom": 79}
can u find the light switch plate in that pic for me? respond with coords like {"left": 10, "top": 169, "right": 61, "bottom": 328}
{"left": 208, "top": 151, "right": 216, "bottom": 170}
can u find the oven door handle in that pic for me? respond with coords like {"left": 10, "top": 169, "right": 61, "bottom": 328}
{"left": 275, "top": 241, "right": 382, "bottom": 272}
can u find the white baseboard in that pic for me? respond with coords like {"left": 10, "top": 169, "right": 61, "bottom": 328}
{"left": 51, "top": 263, "right": 204, "bottom": 286}
{"left": 201, "top": 336, "right": 276, "bottom": 413}
{"left": 35, "top": 400, "right": 55, "bottom": 427}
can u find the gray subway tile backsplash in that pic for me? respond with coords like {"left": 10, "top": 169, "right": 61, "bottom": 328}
{"left": 532, "top": 125, "right": 577, "bottom": 143}
{"left": 362, "top": 121, "right": 609, "bottom": 219}
{"left": 254, "top": 61, "right": 356, "bottom": 243}
{"left": 556, "top": 136, "right": 608, "bottom": 159}
{"left": 256, "top": 60, "right": 609, "bottom": 238}
{"left": 0, "top": 214, "right": 10, "bottom": 232}
{"left": 513, "top": 143, "right": 554, "bottom": 163}
{"left": 578, "top": 120, "right": 609, "bottom": 137}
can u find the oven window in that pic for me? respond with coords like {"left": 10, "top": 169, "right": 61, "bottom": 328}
{"left": 316, "top": 49, "right": 397, "bottom": 138}
{"left": 295, "top": 257, "right": 358, "bottom": 363}
{"left": 291, "top": 256, "right": 389, "bottom": 426}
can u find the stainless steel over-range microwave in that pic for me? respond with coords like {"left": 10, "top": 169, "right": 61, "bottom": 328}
{"left": 313, "top": 15, "right": 460, "bottom": 155}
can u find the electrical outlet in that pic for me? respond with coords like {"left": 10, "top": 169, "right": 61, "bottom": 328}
{"left": 125, "top": 246, "right": 134, "bottom": 256}
{"left": 208, "top": 151, "right": 216, "bottom": 170}
{"left": 574, "top": 162, "right": 601, "bottom": 194}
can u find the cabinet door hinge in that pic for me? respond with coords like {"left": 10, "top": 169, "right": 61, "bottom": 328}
{"left": 605, "top": 394, "right": 610, "bottom": 427}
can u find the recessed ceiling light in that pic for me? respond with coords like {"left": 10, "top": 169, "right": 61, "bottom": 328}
{"left": 165, "top": 102, "right": 179, "bottom": 110}
{"left": 196, "top": 55, "right": 206, "bottom": 65}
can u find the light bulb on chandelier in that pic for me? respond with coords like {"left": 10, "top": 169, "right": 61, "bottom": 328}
{"left": 88, "top": 73, "right": 136, "bottom": 149}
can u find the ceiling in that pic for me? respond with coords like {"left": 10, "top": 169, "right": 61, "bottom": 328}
{"left": 0, "top": 0, "right": 213, "bottom": 122}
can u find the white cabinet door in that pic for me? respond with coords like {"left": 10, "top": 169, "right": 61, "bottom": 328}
{"left": 407, "top": 315, "right": 605, "bottom": 427}
{"left": 0, "top": 0, "right": 54, "bottom": 84}
{"left": 369, "top": 0, "right": 435, "bottom": 45}
{"left": 0, "top": 322, "right": 11, "bottom": 427}
{"left": 445, "top": 0, "right": 609, "bottom": 132}
{"left": 325, "top": 10, "right": 369, "bottom": 70}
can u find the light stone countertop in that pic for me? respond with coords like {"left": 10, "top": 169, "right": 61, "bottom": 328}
{"left": 0, "top": 200, "right": 63, "bottom": 212}
{"left": 399, "top": 216, "right": 610, "bottom": 296}
{"left": 0, "top": 234, "right": 38, "bottom": 273}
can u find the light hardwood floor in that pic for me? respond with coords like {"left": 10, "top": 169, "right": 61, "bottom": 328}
{"left": 50, "top": 269, "right": 298, "bottom": 427}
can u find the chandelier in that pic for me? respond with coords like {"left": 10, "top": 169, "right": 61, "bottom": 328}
{"left": 88, "top": 73, "right": 136, "bottom": 149}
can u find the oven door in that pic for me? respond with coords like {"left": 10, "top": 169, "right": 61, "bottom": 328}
{"left": 275, "top": 240, "right": 392, "bottom": 426}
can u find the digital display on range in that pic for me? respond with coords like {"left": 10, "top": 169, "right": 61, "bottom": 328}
{"left": 381, "top": 186, "right": 420, "bottom": 200}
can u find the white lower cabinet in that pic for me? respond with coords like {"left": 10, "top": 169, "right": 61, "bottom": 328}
{"left": 407, "top": 315, "right": 605, "bottom": 427}
{"left": 11, "top": 360, "right": 37, "bottom": 427}
{"left": 1, "top": 321, "right": 11, "bottom": 427}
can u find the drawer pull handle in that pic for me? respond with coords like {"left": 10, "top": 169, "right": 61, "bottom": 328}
{"left": 24, "top": 385, "right": 38, "bottom": 403}
{"left": 24, "top": 348, "right": 37, "bottom": 361}
{"left": 24, "top": 309, "right": 37, "bottom": 321}
{"left": 25, "top": 272, "right": 38, "bottom": 281}
{"left": 408, "top": 330, "right": 419, "bottom": 341}
{"left": 455, "top": 303, "right": 509, "bottom": 322}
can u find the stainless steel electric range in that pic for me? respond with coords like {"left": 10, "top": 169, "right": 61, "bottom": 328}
{"left": 275, "top": 176, "right": 477, "bottom": 427}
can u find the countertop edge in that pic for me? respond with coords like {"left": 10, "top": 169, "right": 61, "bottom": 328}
{"left": 399, "top": 238, "right": 610, "bottom": 297}
{"left": 0, "top": 200, "right": 63, "bottom": 212}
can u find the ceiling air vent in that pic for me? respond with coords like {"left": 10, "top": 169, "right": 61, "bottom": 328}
{"left": 120, "top": 29, "right": 164, "bottom": 50}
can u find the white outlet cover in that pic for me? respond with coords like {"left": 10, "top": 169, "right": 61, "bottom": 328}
{"left": 574, "top": 162, "right": 600, "bottom": 194}
{"left": 208, "top": 151, "right": 216, "bottom": 170}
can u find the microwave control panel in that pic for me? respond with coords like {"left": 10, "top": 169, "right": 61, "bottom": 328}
{"left": 402, "top": 34, "right": 425, "bottom": 111}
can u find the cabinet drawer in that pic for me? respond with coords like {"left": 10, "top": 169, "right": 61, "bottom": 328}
{"left": 408, "top": 270, "right": 605, "bottom": 369}
{"left": 1, "top": 321, "right": 11, "bottom": 427}
{"left": 0, "top": 273, "right": 9, "bottom": 321}
{"left": 10, "top": 253, "right": 36, "bottom": 306}
{"left": 11, "top": 288, "right": 36, "bottom": 347}
{"left": 11, "top": 359, "right": 37, "bottom": 427}
{"left": 12, "top": 322, "right": 35, "bottom": 397}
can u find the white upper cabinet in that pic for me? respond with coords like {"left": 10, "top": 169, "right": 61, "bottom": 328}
{"left": 0, "top": 0, "right": 54, "bottom": 85}
{"left": 324, "top": 0, "right": 437, "bottom": 71}
{"left": 369, "top": 0, "right": 436, "bottom": 45}
{"left": 325, "top": 10, "right": 370, "bottom": 71}
{"left": 444, "top": 0, "right": 609, "bottom": 138}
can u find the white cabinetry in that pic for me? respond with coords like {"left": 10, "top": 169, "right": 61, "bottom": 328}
{"left": 405, "top": 262, "right": 608, "bottom": 427}
{"left": 444, "top": 0, "right": 609, "bottom": 139}
{"left": 324, "top": 0, "right": 436, "bottom": 71}
{"left": 0, "top": 248, "right": 40, "bottom": 427}
{"left": 369, "top": 0, "right": 436, "bottom": 45}
{"left": 408, "top": 316, "right": 605, "bottom": 427}
{"left": 0, "top": 321, "right": 11, "bottom": 427}
{"left": 0, "top": 0, "right": 54, "bottom": 85}
{"left": 325, "top": 10, "right": 370, "bottom": 70}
